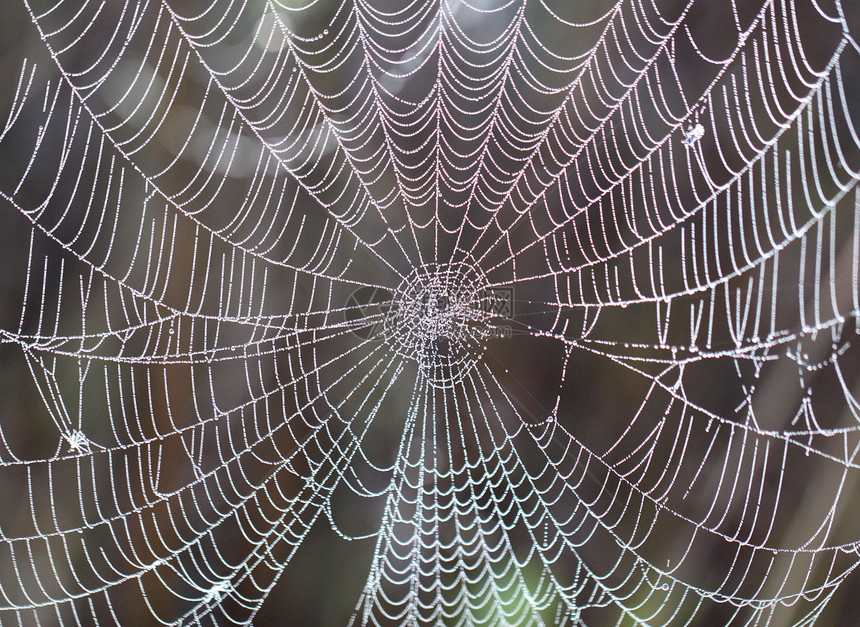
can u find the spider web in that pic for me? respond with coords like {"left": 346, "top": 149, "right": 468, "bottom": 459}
{"left": 0, "top": 0, "right": 859, "bottom": 624}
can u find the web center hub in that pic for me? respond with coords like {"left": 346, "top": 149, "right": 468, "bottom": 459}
{"left": 385, "top": 262, "right": 494, "bottom": 387}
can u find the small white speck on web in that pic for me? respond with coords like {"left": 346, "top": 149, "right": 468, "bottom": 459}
{"left": 62, "top": 429, "right": 91, "bottom": 455}
{"left": 681, "top": 123, "right": 705, "bottom": 146}
{"left": 682, "top": 123, "right": 705, "bottom": 146}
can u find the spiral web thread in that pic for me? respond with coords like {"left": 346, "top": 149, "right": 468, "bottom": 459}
{"left": 0, "top": 0, "right": 860, "bottom": 624}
